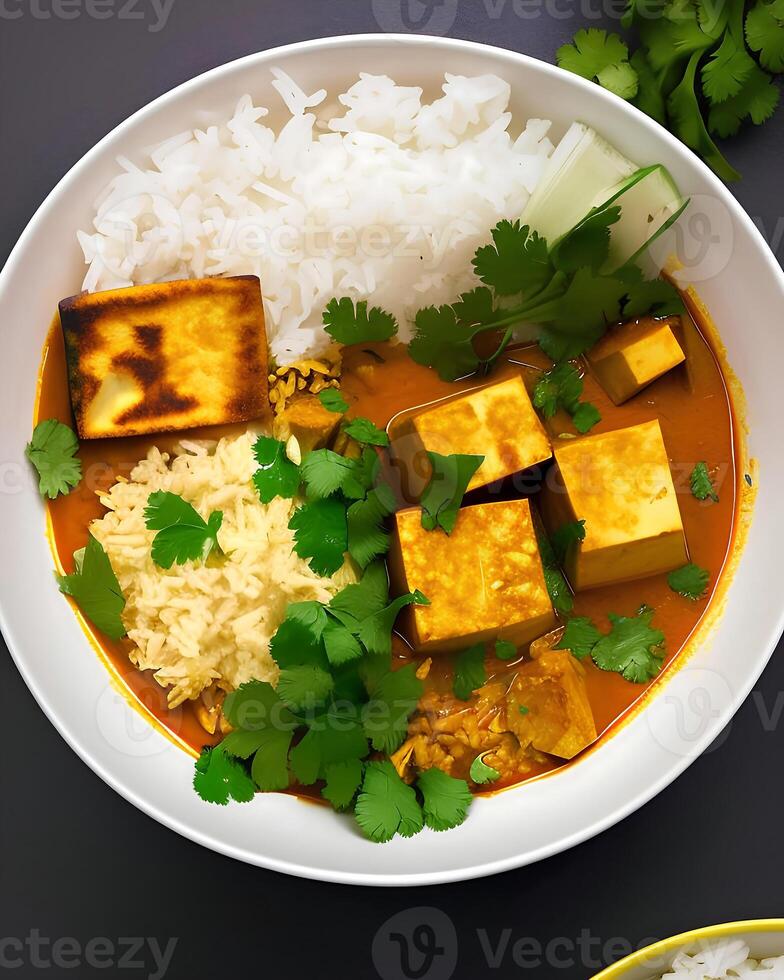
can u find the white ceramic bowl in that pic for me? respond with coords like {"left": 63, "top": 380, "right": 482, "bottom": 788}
{"left": 1, "top": 35, "right": 782, "bottom": 886}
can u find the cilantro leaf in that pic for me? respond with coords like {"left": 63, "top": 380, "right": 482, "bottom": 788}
{"left": 56, "top": 534, "right": 126, "bottom": 639}
{"left": 551, "top": 205, "right": 621, "bottom": 274}
{"left": 473, "top": 220, "right": 553, "bottom": 297}
{"left": 420, "top": 452, "right": 484, "bottom": 534}
{"left": 556, "top": 616, "right": 603, "bottom": 659}
{"left": 144, "top": 491, "right": 223, "bottom": 569}
{"left": 591, "top": 607, "right": 665, "bottom": 683}
{"left": 347, "top": 484, "right": 396, "bottom": 568}
{"left": 452, "top": 286, "right": 495, "bottom": 325}
{"left": 322, "top": 619, "right": 364, "bottom": 667}
{"left": 572, "top": 402, "right": 602, "bottom": 433}
{"left": 630, "top": 49, "right": 667, "bottom": 124}
{"left": 252, "top": 436, "right": 300, "bottom": 503}
{"left": 708, "top": 64, "right": 780, "bottom": 137}
{"left": 667, "top": 563, "right": 710, "bottom": 600}
{"left": 269, "top": 615, "right": 328, "bottom": 671}
{"left": 354, "top": 760, "right": 424, "bottom": 843}
{"left": 623, "top": 278, "right": 685, "bottom": 319}
{"left": 363, "top": 663, "right": 424, "bottom": 753}
{"left": 690, "top": 461, "right": 719, "bottom": 502}
{"left": 533, "top": 362, "right": 601, "bottom": 433}
{"left": 669, "top": 51, "right": 741, "bottom": 182}
{"left": 223, "top": 680, "right": 295, "bottom": 731}
{"left": 220, "top": 727, "right": 294, "bottom": 793}
{"left": 300, "top": 449, "right": 363, "bottom": 500}
{"left": 470, "top": 754, "right": 501, "bottom": 785}
{"left": 25, "top": 418, "right": 82, "bottom": 499}
{"left": 551, "top": 520, "right": 586, "bottom": 564}
{"left": 417, "top": 768, "right": 473, "bottom": 832}
{"left": 289, "top": 497, "right": 348, "bottom": 576}
{"left": 323, "top": 298, "right": 398, "bottom": 344}
{"left": 193, "top": 745, "right": 256, "bottom": 805}
{"left": 538, "top": 271, "right": 627, "bottom": 362}
{"left": 701, "top": 30, "right": 756, "bottom": 103}
{"left": 409, "top": 305, "right": 480, "bottom": 382}
{"left": 328, "top": 562, "right": 390, "bottom": 630}
{"left": 557, "top": 28, "right": 639, "bottom": 99}
{"left": 322, "top": 759, "right": 364, "bottom": 811}
{"left": 494, "top": 639, "right": 517, "bottom": 661}
{"left": 342, "top": 417, "right": 390, "bottom": 447}
{"left": 318, "top": 388, "right": 348, "bottom": 414}
{"left": 289, "top": 705, "right": 369, "bottom": 785}
{"left": 543, "top": 566, "right": 575, "bottom": 615}
{"left": 453, "top": 643, "right": 486, "bottom": 701}
{"left": 746, "top": 0, "right": 784, "bottom": 73}
{"left": 357, "top": 591, "right": 430, "bottom": 658}
{"left": 277, "top": 665, "right": 335, "bottom": 710}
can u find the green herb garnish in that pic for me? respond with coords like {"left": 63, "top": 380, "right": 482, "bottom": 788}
{"left": 667, "top": 563, "right": 710, "bottom": 600}
{"left": 56, "top": 534, "right": 126, "bottom": 640}
{"left": 690, "top": 461, "right": 719, "bottom": 502}
{"left": 252, "top": 436, "right": 300, "bottom": 503}
{"left": 26, "top": 418, "right": 82, "bottom": 499}
{"left": 417, "top": 767, "right": 473, "bottom": 831}
{"left": 551, "top": 519, "right": 587, "bottom": 565}
{"left": 318, "top": 389, "right": 349, "bottom": 414}
{"left": 289, "top": 497, "right": 348, "bottom": 576}
{"left": 354, "top": 761, "right": 424, "bottom": 842}
{"left": 420, "top": 452, "right": 484, "bottom": 534}
{"left": 558, "top": 606, "right": 665, "bottom": 683}
{"left": 453, "top": 643, "right": 487, "bottom": 701}
{"left": 470, "top": 753, "right": 501, "bottom": 785}
{"left": 494, "top": 639, "right": 518, "bottom": 661}
{"left": 144, "top": 491, "right": 223, "bottom": 569}
{"left": 342, "top": 417, "right": 390, "bottom": 447}
{"left": 323, "top": 298, "right": 398, "bottom": 345}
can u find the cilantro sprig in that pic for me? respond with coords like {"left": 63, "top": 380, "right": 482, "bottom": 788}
{"left": 557, "top": 2, "right": 783, "bottom": 181}
{"left": 409, "top": 213, "right": 683, "bottom": 381}
{"left": 533, "top": 363, "right": 601, "bottom": 434}
{"left": 144, "top": 491, "right": 223, "bottom": 569}
{"left": 668, "top": 562, "right": 710, "bottom": 600}
{"left": 558, "top": 606, "right": 665, "bottom": 683}
{"left": 252, "top": 436, "right": 300, "bottom": 503}
{"left": 420, "top": 452, "right": 484, "bottom": 534}
{"left": 56, "top": 534, "right": 126, "bottom": 640}
{"left": 26, "top": 418, "right": 82, "bottom": 499}
{"left": 690, "top": 461, "right": 719, "bottom": 502}
{"left": 192, "top": 565, "right": 468, "bottom": 842}
{"left": 323, "top": 298, "right": 398, "bottom": 345}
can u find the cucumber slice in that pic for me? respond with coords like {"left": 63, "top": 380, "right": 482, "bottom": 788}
{"left": 595, "top": 164, "right": 688, "bottom": 273}
{"left": 521, "top": 123, "right": 637, "bottom": 246}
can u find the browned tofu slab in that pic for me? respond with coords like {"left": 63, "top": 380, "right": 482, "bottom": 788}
{"left": 59, "top": 276, "right": 269, "bottom": 439}
{"left": 389, "top": 499, "right": 555, "bottom": 654}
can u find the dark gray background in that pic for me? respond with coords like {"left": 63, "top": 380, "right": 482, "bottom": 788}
{"left": 1, "top": 2, "right": 782, "bottom": 978}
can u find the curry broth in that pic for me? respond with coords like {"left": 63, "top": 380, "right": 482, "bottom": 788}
{"left": 37, "top": 309, "right": 740, "bottom": 790}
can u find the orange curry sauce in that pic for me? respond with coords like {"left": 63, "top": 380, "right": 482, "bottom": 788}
{"left": 37, "top": 310, "right": 742, "bottom": 791}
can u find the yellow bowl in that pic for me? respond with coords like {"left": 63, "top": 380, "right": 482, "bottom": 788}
{"left": 592, "top": 920, "right": 784, "bottom": 979}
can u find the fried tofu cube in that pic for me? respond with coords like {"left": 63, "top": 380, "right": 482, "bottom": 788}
{"left": 506, "top": 650, "right": 596, "bottom": 760}
{"left": 541, "top": 419, "right": 688, "bottom": 591}
{"left": 273, "top": 395, "right": 341, "bottom": 456}
{"left": 389, "top": 375, "right": 551, "bottom": 499}
{"left": 59, "top": 276, "right": 269, "bottom": 439}
{"left": 586, "top": 316, "right": 685, "bottom": 405}
{"left": 389, "top": 499, "right": 555, "bottom": 654}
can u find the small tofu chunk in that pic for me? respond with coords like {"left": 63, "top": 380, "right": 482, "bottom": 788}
{"left": 506, "top": 650, "right": 597, "bottom": 760}
{"left": 59, "top": 276, "right": 269, "bottom": 439}
{"left": 586, "top": 316, "right": 685, "bottom": 405}
{"left": 390, "top": 375, "right": 551, "bottom": 499}
{"left": 273, "top": 395, "right": 341, "bottom": 456}
{"left": 389, "top": 499, "right": 555, "bottom": 654}
{"left": 541, "top": 419, "right": 688, "bottom": 590}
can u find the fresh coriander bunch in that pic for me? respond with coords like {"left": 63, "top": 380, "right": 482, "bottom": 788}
{"left": 556, "top": 1, "right": 783, "bottom": 181}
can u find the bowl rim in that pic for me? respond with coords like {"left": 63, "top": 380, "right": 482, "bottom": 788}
{"left": 591, "top": 919, "right": 784, "bottom": 978}
{"left": 2, "top": 33, "right": 783, "bottom": 886}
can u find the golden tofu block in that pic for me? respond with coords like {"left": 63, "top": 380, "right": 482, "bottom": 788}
{"left": 389, "top": 499, "right": 555, "bottom": 654}
{"left": 59, "top": 276, "right": 269, "bottom": 439}
{"left": 390, "top": 375, "right": 551, "bottom": 499}
{"left": 273, "top": 395, "right": 341, "bottom": 456}
{"left": 541, "top": 419, "right": 688, "bottom": 591}
{"left": 506, "top": 650, "right": 596, "bottom": 760}
{"left": 586, "top": 316, "right": 685, "bottom": 405}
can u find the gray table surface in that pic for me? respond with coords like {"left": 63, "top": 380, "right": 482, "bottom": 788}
{"left": 1, "top": 3, "right": 782, "bottom": 979}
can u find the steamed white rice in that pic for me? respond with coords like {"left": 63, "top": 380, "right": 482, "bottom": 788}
{"left": 90, "top": 431, "right": 355, "bottom": 707}
{"left": 657, "top": 940, "right": 784, "bottom": 978}
{"left": 77, "top": 69, "right": 554, "bottom": 363}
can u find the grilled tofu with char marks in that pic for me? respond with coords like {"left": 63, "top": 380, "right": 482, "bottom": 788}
{"left": 59, "top": 276, "right": 269, "bottom": 439}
